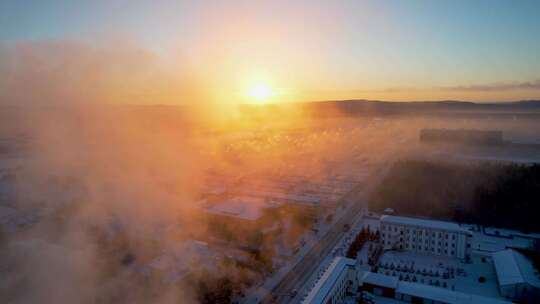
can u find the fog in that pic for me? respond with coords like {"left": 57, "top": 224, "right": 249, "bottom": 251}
{"left": 1, "top": 42, "right": 540, "bottom": 304}
{"left": 3, "top": 97, "right": 540, "bottom": 303}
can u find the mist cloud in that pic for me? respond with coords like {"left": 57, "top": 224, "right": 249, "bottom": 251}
{"left": 0, "top": 40, "right": 207, "bottom": 106}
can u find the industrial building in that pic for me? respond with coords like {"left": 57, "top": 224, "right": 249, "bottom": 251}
{"left": 380, "top": 215, "right": 472, "bottom": 261}
{"left": 492, "top": 249, "right": 540, "bottom": 302}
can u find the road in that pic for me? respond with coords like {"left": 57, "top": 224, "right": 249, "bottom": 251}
{"left": 260, "top": 166, "right": 388, "bottom": 304}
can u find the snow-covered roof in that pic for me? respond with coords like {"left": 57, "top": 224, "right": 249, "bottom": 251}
{"left": 380, "top": 215, "right": 471, "bottom": 234}
{"left": 205, "top": 196, "right": 281, "bottom": 221}
{"left": 360, "top": 271, "right": 399, "bottom": 289}
{"left": 397, "top": 281, "right": 511, "bottom": 304}
{"left": 302, "top": 257, "right": 355, "bottom": 304}
{"left": 240, "top": 189, "right": 321, "bottom": 206}
{"left": 492, "top": 249, "right": 540, "bottom": 288}
{"left": 359, "top": 271, "right": 510, "bottom": 304}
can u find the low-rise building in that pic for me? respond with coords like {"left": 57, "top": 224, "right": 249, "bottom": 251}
{"left": 204, "top": 196, "right": 283, "bottom": 246}
{"left": 205, "top": 196, "right": 282, "bottom": 222}
{"left": 359, "top": 271, "right": 511, "bottom": 304}
{"left": 492, "top": 249, "right": 540, "bottom": 302}
{"left": 380, "top": 215, "right": 472, "bottom": 261}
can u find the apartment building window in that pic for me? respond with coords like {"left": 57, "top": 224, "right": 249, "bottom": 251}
{"left": 452, "top": 235, "right": 456, "bottom": 240}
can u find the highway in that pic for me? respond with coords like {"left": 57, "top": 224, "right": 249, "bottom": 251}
{"left": 260, "top": 167, "right": 388, "bottom": 304}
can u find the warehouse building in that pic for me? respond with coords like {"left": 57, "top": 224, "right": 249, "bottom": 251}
{"left": 492, "top": 249, "right": 540, "bottom": 302}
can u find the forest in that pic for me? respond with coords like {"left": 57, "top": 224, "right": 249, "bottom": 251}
{"left": 371, "top": 160, "right": 540, "bottom": 233}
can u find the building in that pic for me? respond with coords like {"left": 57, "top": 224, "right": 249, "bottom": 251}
{"left": 205, "top": 196, "right": 282, "bottom": 222}
{"left": 359, "top": 271, "right": 399, "bottom": 298}
{"left": 204, "top": 196, "right": 283, "bottom": 246}
{"left": 302, "top": 257, "right": 357, "bottom": 304}
{"left": 359, "top": 271, "right": 511, "bottom": 304}
{"left": 419, "top": 129, "right": 503, "bottom": 145}
{"left": 492, "top": 249, "right": 540, "bottom": 302}
{"left": 380, "top": 215, "right": 472, "bottom": 261}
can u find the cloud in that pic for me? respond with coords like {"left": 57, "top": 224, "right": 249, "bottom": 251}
{"left": 440, "top": 79, "right": 540, "bottom": 92}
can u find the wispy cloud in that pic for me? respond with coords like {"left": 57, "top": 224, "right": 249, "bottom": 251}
{"left": 440, "top": 80, "right": 540, "bottom": 92}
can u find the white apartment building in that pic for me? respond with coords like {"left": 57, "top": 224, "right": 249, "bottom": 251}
{"left": 380, "top": 215, "right": 472, "bottom": 260}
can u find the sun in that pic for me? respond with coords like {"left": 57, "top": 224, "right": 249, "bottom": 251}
{"left": 247, "top": 83, "right": 273, "bottom": 104}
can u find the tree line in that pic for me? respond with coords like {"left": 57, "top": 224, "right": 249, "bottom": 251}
{"left": 371, "top": 160, "right": 540, "bottom": 233}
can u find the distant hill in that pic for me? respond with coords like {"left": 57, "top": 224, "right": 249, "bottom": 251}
{"left": 282, "top": 99, "right": 540, "bottom": 118}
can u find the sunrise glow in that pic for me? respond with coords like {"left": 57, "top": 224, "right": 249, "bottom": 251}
{"left": 247, "top": 84, "right": 274, "bottom": 104}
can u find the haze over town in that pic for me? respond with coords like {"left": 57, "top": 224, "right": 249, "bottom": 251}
{"left": 1, "top": 1, "right": 540, "bottom": 304}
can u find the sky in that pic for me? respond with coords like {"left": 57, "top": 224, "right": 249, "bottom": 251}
{"left": 1, "top": 0, "right": 540, "bottom": 105}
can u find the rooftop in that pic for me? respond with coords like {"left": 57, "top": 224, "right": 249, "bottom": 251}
{"left": 360, "top": 271, "right": 399, "bottom": 289}
{"left": 492, "top": 249, "right": 540, "bottom": 288}
{"left": 377, "top": 251, "right": 505, "bottom": 299}
{"left": 380, "top": 215, "right": 471, "bottom": 234}
{"left": 360, "top": 270, "right": 510, "bottom": 304}
{"left": 302, "top": 257, "right": 355, "bottom": 304}
{"left": 205, "top": 196, "right": 281, "bottom": 221}
{"left": 397, "top": 281, "right": 510, "bottom": 304}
